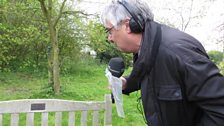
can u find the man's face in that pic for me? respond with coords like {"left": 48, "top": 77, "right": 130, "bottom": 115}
{"left": 105, "top": 21, "right": 135, "bottom": 53}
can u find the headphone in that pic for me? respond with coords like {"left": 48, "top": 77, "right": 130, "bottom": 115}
{"left": 117, "top": 0, "right": 145, "bottom": 33}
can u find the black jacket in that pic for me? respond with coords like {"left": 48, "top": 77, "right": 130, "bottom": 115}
{"left": 123, "top": 22, "right": 224, "bottom": 126}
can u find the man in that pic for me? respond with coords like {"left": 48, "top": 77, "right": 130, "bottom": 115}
{"left": 101, "top": 0, "right": 224, "bottom": 126}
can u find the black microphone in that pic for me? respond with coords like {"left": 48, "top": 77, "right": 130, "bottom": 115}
{"left": 108, "top": 57, "right": 125, "bottom": 103}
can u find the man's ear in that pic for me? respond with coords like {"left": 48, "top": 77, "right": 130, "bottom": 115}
{"left": 125, "top": 20, "right": 132, "bottom": 33}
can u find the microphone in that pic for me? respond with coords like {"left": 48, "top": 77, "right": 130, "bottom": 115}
{"left": 108, "top": 57, "right": 125, "bottom": 103}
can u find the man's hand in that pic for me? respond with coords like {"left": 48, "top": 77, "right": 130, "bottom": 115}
{"left": 107, "top": 76, "right": 127, "bottom": 90}
{"left": 120, "top": 76, "right": 127, "bottom": 90}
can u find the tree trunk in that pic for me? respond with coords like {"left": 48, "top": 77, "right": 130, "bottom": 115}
{"left": 39, "top": 0, "right": 67, "bottom": 95}
{"left": 47, "top": 45, "right": 53, "bottom": 86}
{"left": 52, "top": 28, "right": 60, "bottom": 95}
{"left": 49, "top": 23, "right": 60, "bottom": 95}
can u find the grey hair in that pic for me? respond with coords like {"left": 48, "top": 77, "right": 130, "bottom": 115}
{"left": 100, "top": 0, "right": 154, "bottom": 29}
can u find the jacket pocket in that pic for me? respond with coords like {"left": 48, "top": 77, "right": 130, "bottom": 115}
{"left": 156, "top": 85, "right": 185, "bottom": 126}
{"left": 156, "top": 85, "right": 183, "bottom": 101}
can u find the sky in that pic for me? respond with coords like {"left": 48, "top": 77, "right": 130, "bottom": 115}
{"left": 75, "top": 0, "right": 224, "bottom": 52}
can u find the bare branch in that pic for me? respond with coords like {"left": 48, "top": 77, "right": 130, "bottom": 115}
{"left": 38, "top": 0, "right": 50, "bottom": 23}
{"left": 183, "top": 0, "right": 194, "bottom": 31}
{"left": 165, "top": 0, "right": 195, "bottom": 31}
{"left": 62, "top": 10, "right": 98, "bottom": 17}
{"left": 48, "top": 0, "right": 52, "bottom": 20}
{"left": 180, "top": 13, "right": 184, "bottom": 31}
{"left": 217, "top": 23, "right": 224, "bottom": 30}
{"left": 54, "top": 0, "right": 67, "bottom": 27}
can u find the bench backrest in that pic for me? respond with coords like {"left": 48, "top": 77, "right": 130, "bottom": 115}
{"left": 0, "top": 94, "right": 112, "bottom": 126}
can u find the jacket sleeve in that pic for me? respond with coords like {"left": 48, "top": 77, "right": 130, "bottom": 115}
{"left": 122, "top": 53, "right": 141, "bottom": 95}
{"left": 122, "top": 75, "right": 141, "bottom": 95}
{"left": 182, "top": 53, "right": 224, "bottom": 125}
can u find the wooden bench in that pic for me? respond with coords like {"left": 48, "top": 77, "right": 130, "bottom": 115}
{"left": 0, "top": 94, "right": 112, "bottom": 126}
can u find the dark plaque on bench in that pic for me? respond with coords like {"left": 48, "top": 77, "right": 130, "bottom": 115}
{"left": 31, "top": 103, "right": 46, "bottom": 111}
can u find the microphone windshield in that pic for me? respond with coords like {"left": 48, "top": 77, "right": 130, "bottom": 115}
{"left": 108, "top": 57, "right": 125, "bottom": 77}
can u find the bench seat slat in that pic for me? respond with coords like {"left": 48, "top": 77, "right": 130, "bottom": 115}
{"left": 104, "top": 95, "right": 112, "bottom": 126}
{"left": 93, "top": 111, "right": 99, "bottom": 126}
{"left": 26, "top": 113, "right": 34, "bottom": 126}
{"left": 68, "top": 112, "right": 75, "bottom": 126}
{"left": 81, "top": 111, "right": 87, "bottom": 126}
{"left": 0, "top": 114, "right": 2, "bottom": 126}
{"left": 11, "top": 113, "right": 19, "bottom": 126}
{"left": 41, "top": 112, "right": 48, "bottom": 126}
{"left": 55, "top": 112, "right": 62, "bottom": 126}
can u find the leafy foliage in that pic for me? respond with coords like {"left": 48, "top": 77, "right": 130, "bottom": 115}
{"left": 208, "top": 50, "right": 224, "bottom": 64}
{"left": 0, "top": 0, "right": 133, "bottom": 73}
{"left": 87, "top": 20, "right": 132, "bottom": 67}
{"left": 207, "top": 51, "right": 224, "bottom": 75}
{"left": 218, "top": 62, "right": 224, "bottom": 75}
{"left": 0, "top": 1, "right": 49, "bottom": 72}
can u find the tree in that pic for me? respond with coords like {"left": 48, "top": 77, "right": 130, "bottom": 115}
{"left": 218, "top": 22, "right": 224, "bottom": 61}
{"left": 151, "top": 0, "right": 213, "bottom": 31}
{"left": 38, "top": 0, "right": 68, "bottom": 95}
{"left": 213, "top": 2, "right": 224, "bottom": 61}
{"left": 0, "top": 0, "right": 48, "bottom": 71}
{"left": 165, "top": 0, "right": 195, "bottom": 31}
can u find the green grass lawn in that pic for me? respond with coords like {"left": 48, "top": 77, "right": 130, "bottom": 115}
{"left": 0, "top": 64, "right": 146, "bottom": 126}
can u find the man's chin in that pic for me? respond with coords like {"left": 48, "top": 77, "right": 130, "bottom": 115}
{"left": 118, "top": 48, "right": 132, "bottom": 53}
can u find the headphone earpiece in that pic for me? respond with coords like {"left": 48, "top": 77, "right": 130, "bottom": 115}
{"left": 129, "top": 15, "right": 145, "bottom": 33}
{"left": 118, "top": 0, "right": 145, "bottom": 33}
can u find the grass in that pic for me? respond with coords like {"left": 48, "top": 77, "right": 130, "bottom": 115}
{"left": 0, "top": 60, "right": 146, "bottom": 126}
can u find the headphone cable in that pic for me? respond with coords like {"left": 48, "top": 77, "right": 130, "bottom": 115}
{"left": 136, "top": 91, "right": 148, "bottom": 124}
